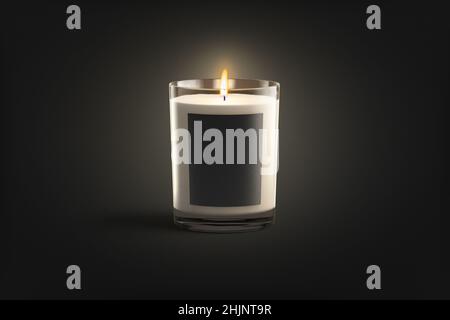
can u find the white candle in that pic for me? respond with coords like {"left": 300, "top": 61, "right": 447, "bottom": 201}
{"left": 170, "top": 93, "right": 279, "bottom": 219}
{"left": 169, "top": 73, "right": 280, "bottom": 232}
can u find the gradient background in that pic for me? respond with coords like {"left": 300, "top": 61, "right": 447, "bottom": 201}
{"left": 1, "top": 0, "right": 448, "bottom": 299}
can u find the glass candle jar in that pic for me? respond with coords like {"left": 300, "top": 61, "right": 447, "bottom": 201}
{"left": 169, "top": 78, "right": 280, "bottom": 232}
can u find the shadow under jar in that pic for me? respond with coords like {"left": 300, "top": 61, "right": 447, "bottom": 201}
{"left": 169, "top": 78, "right": 280, "bottom": 232}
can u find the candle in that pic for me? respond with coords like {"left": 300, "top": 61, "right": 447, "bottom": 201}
{"left": 169, "top": 71, "right": 280, "bottom": 232}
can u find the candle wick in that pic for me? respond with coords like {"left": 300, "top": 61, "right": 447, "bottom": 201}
{"left": 223, "top": 95, "right": 226, "bottom": 101}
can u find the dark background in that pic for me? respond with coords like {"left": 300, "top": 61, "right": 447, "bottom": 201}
{"left": 1, "top": 0, "right": 448, "bottom": 299}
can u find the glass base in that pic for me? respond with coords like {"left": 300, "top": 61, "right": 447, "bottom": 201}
{"left": 173, "top": 209, "right": 275, "bottom": 233}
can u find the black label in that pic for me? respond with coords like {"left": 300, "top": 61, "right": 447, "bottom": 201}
{"left": 188, "top": 113, "right": 263, "bottom": 207}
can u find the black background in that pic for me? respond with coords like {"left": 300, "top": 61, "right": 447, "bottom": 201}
{"left": 1, "top": 0, "right": 449, "bottom": 299}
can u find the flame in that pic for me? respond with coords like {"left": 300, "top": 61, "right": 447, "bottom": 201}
{"left": 220, "top": 69, "right": 228, "bottom": 98}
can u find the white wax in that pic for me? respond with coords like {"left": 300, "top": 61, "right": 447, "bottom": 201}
{"left": 170, "top": 93, "right": 279, "bottom": 218}
{"left": 173, "top": 93, "right": 277, "bottom": 107}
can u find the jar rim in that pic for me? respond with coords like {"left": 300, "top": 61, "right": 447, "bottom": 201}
{"left": 169, "top": 78, "right": 280, "bottom": 91}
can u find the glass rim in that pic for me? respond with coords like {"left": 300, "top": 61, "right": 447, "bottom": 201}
{"left": 169, "top": 78, "right": 280, "bottom": 92}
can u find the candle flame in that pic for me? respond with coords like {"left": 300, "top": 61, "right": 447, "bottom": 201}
{"left": 220, "top": 69, "right": 228, "bottom": 98}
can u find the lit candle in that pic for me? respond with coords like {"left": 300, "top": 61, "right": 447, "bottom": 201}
{"left": 169, "top": 70, "right": 280, "bottom": 232}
